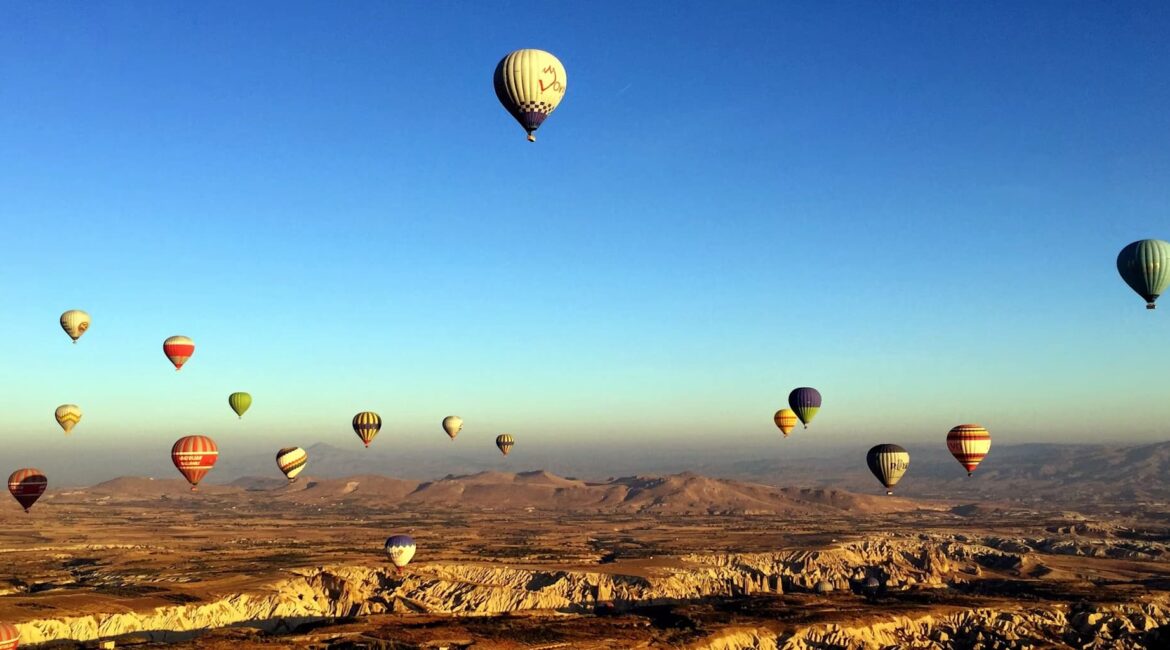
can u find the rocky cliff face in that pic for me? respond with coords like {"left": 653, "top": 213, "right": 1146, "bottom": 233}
{"left": 697, "top": 598, "right": 1170, "bottom": 650}
{"left": 7, "top": 533, "right": 1169, "bottom": 647}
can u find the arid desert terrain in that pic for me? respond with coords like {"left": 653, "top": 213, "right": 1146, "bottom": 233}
{"left": 6, "top": 445, "right": 1170, "bottom": 649}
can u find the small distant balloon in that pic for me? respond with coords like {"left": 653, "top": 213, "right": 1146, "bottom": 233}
{"left": 60, "top": 309, "right": 90, "bottom": 344}
{"left": 773, "top": 409, "right": 797, "bottom": 437}
{"left": 228, "top": 392, "right": 252, "bottom": 419}
{"left": 947, "top": 424, "right": 991, "bottom": 477}
{"left": 496, "top": 434, "right": 515, "bottom": 456}
{"left": 866, "top": 444, "right": 909, "bottom": 496}
{"left": 276, "top": 447, "right": 308, "bottom": 482}
{"left": 163, "top": 336, "right": 195, "bottom": 371}
{"left": 442, "top": 416, "right": 463, "bottom": 441}
{"left": 54, "top": 404, "right": 83, "bottom": 434}
{"left": 0, "top": 621, "right": 19, "bottom": 649}
{"left": 1117, "top": 239, "right": 1170, "bottom": 310}
{"left": 353, "top": 412, "right": 382, "bottom": 448}
{"left": 171, "top": 435, "right": 218, "bottom": 491}
{"left": 494, "top": 49, "right": 567, "bottom": 142}
{"left": 788, "top": 387, "right": 822, "bottom": 429}
{"left": 8, "top": 469, "right": 47, "bottom": 513}
{"left": 385, "top": 534, "right": 416, "bottom": 573}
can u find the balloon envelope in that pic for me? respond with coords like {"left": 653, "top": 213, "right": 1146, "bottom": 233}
{"left": 385, "top": 534, "right": 416, "bottom": 573}
{"left": 494, "top": 49, "right": 567, "bottom": 142}
{"left": 163, "top": 336, "right": 195, "bottom": 371}
{"left": 60, "top": 309, "right": 90, "bottom": 343}
{"left": 54, "top": 404, "right": 83, "bottom": 434}
{"left": 352, "top": 412, "right": 382, "bottom": 448}
{"left": 276, "top": 447, "right": 307, "bottom": 482}
{"left": 228, "top": 392, "right": 252, "bottom": 418}
{"left": 442, "top": 416, "right": 463, "bottom": 441}
{"left": 866, "top": 444, "right": 909, "bottom": 495}
{"left": 0, "top": 621, "right": 19, "bottom": 649}
{"left": 1117, "top": 239, "right": 1170, "bottom": 309}
{"left": 172, "top": 435, "right": 218, "bottom": 490}
{"left": 8, "top": 468, "right": 47, "bottom": 512}
{"left": 496, "top": 434, "right": 514, "bottom": 456}
{"left": 947, "top": 424, "right": 991, "bottom": 476}
{"left": 788, "top": 387, "right": 822, "bottom": 428}
{"left": 773, "top": 409, "right": 797, "bottom": 436}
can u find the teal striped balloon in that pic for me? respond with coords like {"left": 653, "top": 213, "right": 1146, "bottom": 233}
{"left": 1117, "top": 239, "right": 1170, "bottom": 310}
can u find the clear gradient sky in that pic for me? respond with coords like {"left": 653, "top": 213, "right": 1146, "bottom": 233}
{"left": 1, "top": 2, "right": 1168, "bottom": 472}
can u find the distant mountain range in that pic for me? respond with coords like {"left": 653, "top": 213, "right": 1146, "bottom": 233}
{"left": 34, "top": 439, "right": 1170, "bottom": 508}
{"left": 50, "top": 470, "right": 917, "bottom": 516}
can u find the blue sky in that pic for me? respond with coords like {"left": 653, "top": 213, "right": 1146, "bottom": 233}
{"left": 1, "top": 1, "right": 1168, "bottom": 473}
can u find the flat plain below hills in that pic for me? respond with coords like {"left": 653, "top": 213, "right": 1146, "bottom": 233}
{"left": 2, "top": 469, "right": 1170, "bottom": 649}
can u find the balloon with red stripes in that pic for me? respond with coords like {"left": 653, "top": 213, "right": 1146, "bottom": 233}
{"left": 946, "top": 424, "right": 991, "bottom": 477}
{"left": 171, "top": 435, "right": 219, "bottom": 490}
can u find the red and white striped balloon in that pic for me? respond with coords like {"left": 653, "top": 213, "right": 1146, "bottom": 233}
{"left": 947, "top": 424, "right": 991, "bottom": 476}
{"left": 171, "top": 436, "right": 218, "bottom": 490}
{"left": 0, "top": 621, "right": 20, "bottom": 650}
{"left": 163, "top": 335, "right": 195, "bottom": 371}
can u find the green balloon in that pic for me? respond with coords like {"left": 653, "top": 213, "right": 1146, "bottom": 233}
{"left": 228, "top": 392, "right": 252, "bottom": 419}
{"left": 1117, "top": 239, "right": 1170, "bottom": 310}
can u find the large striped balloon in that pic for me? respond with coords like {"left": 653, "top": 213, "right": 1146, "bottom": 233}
{"left": 0, "top": 622, "right": 18, "bottom": 650}
{"left": 163, "top": 335, "right": 195, "bottom": 371}
{"left": 276, "top": 447, "right": 308, "bottom": 482}
{"left": 352, "top": 412, "right": 382, "bottom": 448}
{"left": 866, "top": 444, "right": 909, "bottom": 496}
{"left": 494, "top": 49, "right": 567, "bottom": 142}
{"left": 59, "top": 309, "right": 90, "bottom": 344}
{"left": 442, "top": 416, "right": 463, "bottom": 441}
{"left": 947, "top": 424, "right": 991, "bottom": 476}
{"left": 1117, "top": 239, "right": 1170, "bottom": 310}
{"left": 171, "top": 436, "right": 218, "bottom": 490}
{"left": 773, "top": 409, "right": 798, "bottom": 437}
{"left": 384, "top": 534, "right": 416, "bottom": 573}
{"left": 788, "top": 387, "right": 822, "bottom": 428}
{"left": 54, "top": 404, "right": 83, "bottom": 434}
{"left": 228, "top": 392, "right": 252, "bottom": 419}
{"left": 496, "top": 434, "right": 514, "bottom": 456}
{"left": 8, "top": 469, "right": 47, "bottom": 512}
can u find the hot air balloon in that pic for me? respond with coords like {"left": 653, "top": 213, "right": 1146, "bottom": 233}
{"left": 384, "top": 534, "right": 416, "bottom": 573}
{"left": 60, "top": 309, "right": 90, "bottom": 344}
{"left": 228, "top": 392, "right": 252, "bottom": 419}
{"left": 353, "top": 412, "right": 381, "bottom": 448}
{"left": 947, "top": 424, "right": 991, "bottom": 477}
{"left": 773, "top": 409, "right": 797, "bottom": 437}
{"left": 866, "top": 444, "right": 909, "bottom": 496}
{"left": 496, "top": 434, "right": 514, "bottom": 456}
{"left": 788, "top": 387, "right": 822, "bottom": 429}
{"left": 276, "top": 447, "right": 307, "bottom": 482}
{"left": 0, "top": 622, "right": 19, "bottom": 650}
{"left": 494, "top": 49, "right": 567, "bottom": 142}
{"left": 8, "top": 469, "right": 47, "bottom": 513}
{"left": 442, "top": 416, "right": 463, "bottom": 441}
{"left": 163, "top": 335, "right": 195, "bottom": 371}
{"left": 54, "top": 404, "right": 83, "bottom": 434}
{"left": 1117, "top": 239, "right": 1170, "bottom": 310}
{"left": 171, "top": 435, "right": 218, "bottom": 490}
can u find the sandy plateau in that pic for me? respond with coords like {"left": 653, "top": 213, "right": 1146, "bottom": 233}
{"left": 3, "top": 470, "right": 1170, "bottom": 648}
